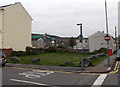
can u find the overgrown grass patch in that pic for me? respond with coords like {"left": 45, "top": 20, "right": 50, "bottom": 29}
{"left": 7, "top": 52, "right": 107, "bottom": 67}
{"left": 90, "top": 56, "right": 107, "bottom": 66}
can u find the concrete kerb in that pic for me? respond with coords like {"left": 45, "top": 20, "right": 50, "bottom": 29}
{"left": 5, "top": 61, "right": 118, "bottom": 75}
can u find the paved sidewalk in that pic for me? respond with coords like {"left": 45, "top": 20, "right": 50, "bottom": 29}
{"left": 5, "top": 55, "right": 117, "bottom": 73}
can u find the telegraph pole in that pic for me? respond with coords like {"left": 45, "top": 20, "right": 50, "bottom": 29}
{"left": 105, "top": 0, "right": 110, "bottom": 67}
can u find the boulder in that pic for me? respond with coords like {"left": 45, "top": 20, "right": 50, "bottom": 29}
{"left": 90, "top": 55, "right": 98, "bottom": 59}
{"left": 82, "top": 58, "right": 92, "bottom": 67}
{"left": 32, "top": 58, "right": 40, "bottom": 63}
{"left": 88, "top": 57, "right": 93, "bottom": 60}
{"left": 101, "top": 53, "right": 106, "bottom": 56}
{"left": 96, "top": 54, "right": 102, "bottom": 57}
{"left": 64, "top": 60, "right": 73, "bottom": 65}
{"left": 10, "top": 56, "right": 21, "bottom": 62}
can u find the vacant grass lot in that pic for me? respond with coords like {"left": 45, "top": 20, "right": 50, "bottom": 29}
{"left": 7, "top": 52, "right": 107, "bottom": 67}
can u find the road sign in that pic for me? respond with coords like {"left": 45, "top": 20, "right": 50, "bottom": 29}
{"left": 104, "top": 35, "right": 110, "bottom": 41}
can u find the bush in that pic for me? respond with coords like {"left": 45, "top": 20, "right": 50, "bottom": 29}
{"left": 45, "top": 46, "right": 57, "bottom": 52}
{"left": 11, "top": 46, "right": 41, "bottom": 56}
{"left": 26, "top": 46, "right": 33, "bottom": 55}
{"left": 91, "top": 48, "right": 107, "bottom": 55}
{"left": 26, "top": 46, "right": 40, "bottom": 55}
{"left": 12, "top": 51, "right": 26, "bottom": 56}
{"left": 98, "top": 48, "right": 107, "bottom": 54}
{"left": 91, "top": 50, "right": 98, "bottom": 54}
{"left": 57, "top": 44, "right": 65, "bottom": 49}
{"left": 57, "top": 48, "right": 68, "bottom": 53}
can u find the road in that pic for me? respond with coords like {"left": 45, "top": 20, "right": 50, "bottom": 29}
{"left": 2, "top": 62, "right": 120, "bottom": 87}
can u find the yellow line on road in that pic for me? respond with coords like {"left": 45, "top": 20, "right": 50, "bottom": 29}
{"left": 4, "top": 61, "right": 119, "bottom": 75}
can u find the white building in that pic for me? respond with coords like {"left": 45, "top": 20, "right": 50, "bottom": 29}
{"left": 32, "top": 38, "right": 44, "bottom": 48}
{"left": 0, "top": 2, "right": 32, "bottom": 51}
{"left": 74, "top": 38, "right": 89, "bottom": 50}
{"left": 88, "top": 31, "right": 116, "bottom": 52}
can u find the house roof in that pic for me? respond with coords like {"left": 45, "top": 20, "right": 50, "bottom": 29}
{"left": 0, "top": 2, "right": 33, "bottom": 20}
{"left": 32, "top": 35, "right": 45, "bottom": 39}
{"left": 88, "top": 31, "right": 106, "bottom": 38}
{"left": 32, "top": 34, "right": 56, "bottom": 41}
{"left": 88, "top": 31, "right": 115, "bottom": 41}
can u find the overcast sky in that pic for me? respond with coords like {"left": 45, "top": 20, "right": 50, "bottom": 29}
{"left": 1, "top": 0, "right": 119, "bottom": 37}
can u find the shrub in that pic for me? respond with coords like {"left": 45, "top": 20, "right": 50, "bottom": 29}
{"left": 45, "top": 46, "right": 57, "bottom": 52}
{"left": 26, "top": 46, "right": 33, "bottom": 55}
{"left": 57, "top": 44, "right": 65, "bottom": 49}
{"left": 98, "top": 48, "right": 107, "bottom": 54}
{"left": 12, "top": 51, "right": 26, "bottom": 56}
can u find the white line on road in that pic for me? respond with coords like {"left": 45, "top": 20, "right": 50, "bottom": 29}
{"left": 10, "top": 79, "right": 47, "bottom": 86}
{"left": 91, "top": 74, "right": 107, "bottom": 87}
{"left": 107, "top": 67, "right": 111, "bottom": 71}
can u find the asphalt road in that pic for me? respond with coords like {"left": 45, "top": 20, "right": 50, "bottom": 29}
{"left": 2, "top": 64, "right": 120, "bottom": 87}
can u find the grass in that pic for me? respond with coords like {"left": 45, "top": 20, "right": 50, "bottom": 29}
{"left": 90, "top": 56, "right": 107, "bottom": 66}
{"left": 7, "top": 52, "right": 107, "bottom": 67}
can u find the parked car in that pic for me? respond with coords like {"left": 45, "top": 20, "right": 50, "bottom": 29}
{"left": 0, "top": 51, "right": 7, "bottom": 66}
{"left": 117, "top": 49, "right": 120, "bottom": 61}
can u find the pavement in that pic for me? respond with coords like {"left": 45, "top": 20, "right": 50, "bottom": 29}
{"left": 5, "top": 55, "right": 117, "bottom": 73}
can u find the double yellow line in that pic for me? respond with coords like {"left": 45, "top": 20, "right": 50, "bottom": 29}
{"left": 5, "top": 61, "right": 120, "bottom": 75}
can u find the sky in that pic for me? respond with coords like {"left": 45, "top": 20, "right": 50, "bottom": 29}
{"left": 1, "top": 0, "right": 120, "bottom": 37}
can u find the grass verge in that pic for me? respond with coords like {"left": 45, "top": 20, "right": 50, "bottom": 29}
{"left": 7, "top": 52, "right": 107, "bottom": 67}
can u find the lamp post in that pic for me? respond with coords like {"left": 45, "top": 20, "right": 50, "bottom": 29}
{"left": 77, "top": 23, "right": 84, "bottom": 70}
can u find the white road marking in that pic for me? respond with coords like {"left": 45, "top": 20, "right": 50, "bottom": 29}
{"left": 18, "top": 70, "right": 54, "bottom": 78}
{"left": 107, "top": 67, "right": 111, "bottom": 71}
{"left": 91, "top": 74, "right": 107, "bottom": 87}
{"left": 10, "top": 79, "right": 47, "bottom": 86}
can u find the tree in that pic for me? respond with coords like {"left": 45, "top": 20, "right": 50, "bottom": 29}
{"left": 69, "top": 37, "right": 76, "bottom": 48}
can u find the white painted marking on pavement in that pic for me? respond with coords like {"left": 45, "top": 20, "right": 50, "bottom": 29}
{"left": 10, "top": 79, "right": 47, "bottom": 86}
{"left": 91, "top": 74, "right": 107, "bottom": 87}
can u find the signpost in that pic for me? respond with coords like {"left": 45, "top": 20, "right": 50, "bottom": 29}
{"left": 104, "top": 35, "right": 112, "bottom": 56}
{"left": 104, "top": 35, "right": 111, "bottom": 41}
{"left": 105, "top": 0, "right": 110, "bottom": 67}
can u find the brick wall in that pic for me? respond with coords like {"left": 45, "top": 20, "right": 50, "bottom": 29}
{"left": 2, "top": 48, "right": 13, "bottom": 56}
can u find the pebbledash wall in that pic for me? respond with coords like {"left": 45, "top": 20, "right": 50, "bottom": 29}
{"left": 88, "top": 31, "right": 116, "bottom": 52}
{"left": 0, "top": 2, "right": 32, "bottom": 51}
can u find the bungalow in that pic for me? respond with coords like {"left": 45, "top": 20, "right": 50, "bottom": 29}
{"left": 32, "top": 33, "right": 56, "bottom": 48}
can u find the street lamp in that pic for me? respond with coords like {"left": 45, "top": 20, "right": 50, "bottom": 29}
{"left": 77, "top": 23, "right": 84, "bottom": 70}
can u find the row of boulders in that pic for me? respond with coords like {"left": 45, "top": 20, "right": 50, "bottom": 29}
{"left": 82, "top": 53, "right": 106, "bottom": 67}
{"left": 10, "top": 57, "right": 21, "bottom": 62}
{"left": 10, "top": 57, "right": 40, "bottom": 63}
{"left": 10, "top": 53, "right": 106, "bottom": 67}
{"left": 63, "top": 53, "right": 106, "bottom": 66}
